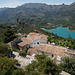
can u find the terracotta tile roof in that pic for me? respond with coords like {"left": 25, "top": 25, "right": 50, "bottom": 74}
{"left": 28, "top": 32, "right": 40, "bottom": 35}
{"left": 18, "top": 42, "right": 26, "bottom": 47}
{"left": 28, "top": 32, "right": 47, "bottom": 40}
{"left": 18, "top": 38, "right": 32, "bottom": 47}
{"left": 40, "top": 34, "right": 48, "bottom": 41}
{"left": 27, "top": 48, "right": 38, "bottom": 55}
{"left": 28, "top": 44, "right": 69, "bottom": 58}
{"left": 66, "top": 50, "right": 75, "bottom": 55}
{"left": 27, "top": 34, "right": 47, "bottom": 41}
{"left": 21, "top": 37, "right": 26, "bottom": 41}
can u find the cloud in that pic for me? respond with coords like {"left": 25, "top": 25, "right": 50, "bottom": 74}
{"left": 46, "top": 2, "right": 73, "bottom": 5}
{"left": 0, "top": 0, "right": 74, "bottom": 8}
{"left": 0, "top": 1, "right": 24, "bottom": 8}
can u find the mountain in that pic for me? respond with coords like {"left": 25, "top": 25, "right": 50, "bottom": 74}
{"left": 0, "top": 8, "right": 8, "bottom": 12}
{"left": 0, "top": 2, "right": 75, "bottom": 30}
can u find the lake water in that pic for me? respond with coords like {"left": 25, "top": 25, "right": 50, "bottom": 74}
{"left": 42, "top": 26, "right": 75, "bottom": 39}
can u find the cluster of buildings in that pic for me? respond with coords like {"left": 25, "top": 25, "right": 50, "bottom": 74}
{"left": 18, "top": 32, "right": 48, "bottom": 50}
{"left": 9, "top": 32, "right": 75, "bottom": 61}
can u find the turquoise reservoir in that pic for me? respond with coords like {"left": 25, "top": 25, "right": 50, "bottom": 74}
{"left": 42, "top": 26, "right": 75, "bottom": 39}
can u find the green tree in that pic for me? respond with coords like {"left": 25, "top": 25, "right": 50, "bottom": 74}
{"left": 0, "top": 56, "right": 25, "bottom": 75}
{"left": 19, "top": 49, "right": 27, "bottom": 57}
{"left": 0, "top": 42, "right": 11, "bottom": 56}
{"left": 3, "top": 28, "right": 16, "bottom": 43}
{"left": 60, "top": 57, "right": 75, "bottom": 75}
{"left": 25, "top": 54, "right": 62, "bottom": 75}
{"left": 11, "top": 69, "right": 25, "bottom": 75}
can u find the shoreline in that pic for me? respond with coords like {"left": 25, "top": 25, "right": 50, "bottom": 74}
{"left": 41, "top": 27, "right": 57, "bottom": 30}
{"left": 62, "top": 27, "right": 75, "bottom": 31}
{"left": 41, "top": 27, "right": 75, "bottom": 31}
{"left": 41, "top": 27, "right": 75, "bottom": 39}
{"left": 68, "top": 29, "right": 75, "bottom": 31}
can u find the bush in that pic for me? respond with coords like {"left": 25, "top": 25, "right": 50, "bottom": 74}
{"left": 2, "top": 28, "right": 16, "bottom": 43}
{"left": 13, "top": 48, "right": 27, "bottom": 57}
{"left": 25, "top": 53, "right": 62, "bottom": 75}
{"left": 0, "top": 42, "right": 11, "bottom": 56}
{"left": 12, "top": 48, "right": 20, "bottom": 52}
{"left": 0, "top": 56, "right": 24, "bottom": 75}
{"left": 60, "top": 57, "right": 75, "bottom": 75}
{"left": 19, "top": 49, "right": 27, "bottom": 57}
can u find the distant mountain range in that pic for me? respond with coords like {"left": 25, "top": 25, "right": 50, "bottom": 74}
{"left": 0, "top": 2, "right": 75, "bottom": 30}
{"left": 0, "top": 8, "right": 8, "bottom": 12}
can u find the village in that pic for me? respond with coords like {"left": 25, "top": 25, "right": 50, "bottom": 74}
{"left": 8, "top": 32, "right": 75, "bottom": 74}
{"left": 0, "top": 1, "right": 75, "bottom": 75}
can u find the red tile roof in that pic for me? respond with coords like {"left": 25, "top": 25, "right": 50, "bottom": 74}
{"left": 28, "top": 32, "right": 39, "bottom": 35}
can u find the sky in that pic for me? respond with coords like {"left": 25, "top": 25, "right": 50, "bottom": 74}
{"left": 0, "top": 0, "right": 75, "bottom": 8}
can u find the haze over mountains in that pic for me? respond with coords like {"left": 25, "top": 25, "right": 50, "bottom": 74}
{"left": 0, "top": 2, "right": 75, "bottom": 29}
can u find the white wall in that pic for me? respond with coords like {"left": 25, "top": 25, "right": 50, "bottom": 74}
{"left": 57, "top": 56, "right": 61, "bottom": 61}
{"left": 30, "top": 38, "right": 47, "bottom": 47}
{"left": 37, "top": 50, "right": 52, "bottom": 57}
{"left": 45, "top": 53, "right": 52, "bottom": 57}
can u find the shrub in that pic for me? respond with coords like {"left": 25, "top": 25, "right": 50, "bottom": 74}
{"left": 25, "top": 54, "right": 62, "bottom": 75}
{"left": 19, "top": 49, "right": 27, "bottom": 57}
{"left": 60, "top": 57, "right": 75, "bottom": 75}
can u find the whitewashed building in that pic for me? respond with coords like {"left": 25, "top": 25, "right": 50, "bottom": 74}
{"left": 18, "top": 33, "right": 48, "bottom": 50}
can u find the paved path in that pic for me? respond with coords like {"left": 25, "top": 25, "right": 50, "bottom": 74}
{"left": 13, "top": 51, "right": 32, "bottom": 69}
{"left": 60, "top": 71, "right": 71, "bottom": 75}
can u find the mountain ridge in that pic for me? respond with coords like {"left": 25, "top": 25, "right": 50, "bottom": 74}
{"left": 0, "top": 2, "right": 75, "bottom": 30}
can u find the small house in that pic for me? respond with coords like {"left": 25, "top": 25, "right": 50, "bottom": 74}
{"left": 18, "top": 33, "right": 48, "bottom": 50}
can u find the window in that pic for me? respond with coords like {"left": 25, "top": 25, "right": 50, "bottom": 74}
{"left": 37, "top": 42, "right": 39, "bottom": 44}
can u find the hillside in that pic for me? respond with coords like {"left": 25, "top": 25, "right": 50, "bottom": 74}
{"left": 0, "top": 8, "right": 8, "bottom": 12}
{"left": 0, "top": 2, "right": 75, "bottom": 30}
